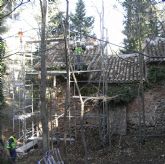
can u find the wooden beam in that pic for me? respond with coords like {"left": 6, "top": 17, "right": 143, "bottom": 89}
{"left": 28, "top": 137, "right": 75, "bottom": 142}
{"left": 16, "top": 139, "right": 38, "bottom": 154}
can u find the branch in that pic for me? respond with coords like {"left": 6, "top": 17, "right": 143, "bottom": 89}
{"left": 0, "top": 4, "right": 6, "bottom": 9}
{"left": 0, "top": 0, "right": 30, "bottom": 20}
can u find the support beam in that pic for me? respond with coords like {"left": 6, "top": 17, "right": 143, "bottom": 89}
{"left": 28, "top": 137, "right": 75, "bottom": 142}
{"left": 16, "top": 139, "right": 38, "bottom": 154}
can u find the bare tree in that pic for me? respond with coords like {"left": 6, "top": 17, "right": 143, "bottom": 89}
{"left": 39, "top": 0, "right": 49, "bottom": 152}
{"left": 0, "top": 0, "right": 31, "bottom": 20}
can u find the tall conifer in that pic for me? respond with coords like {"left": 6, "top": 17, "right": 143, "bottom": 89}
{"left": 122, "top": 0, "right": 158, "bottom": 53}
{"left": 70, "top": 0, "right": 94, "bottom": 40}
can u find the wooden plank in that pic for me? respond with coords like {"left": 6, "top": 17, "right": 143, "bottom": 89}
{"left": 28, "top": 137, "right": 75, "bottom": 142}
{"left": 72, "top": 95, "right": 119, "bottom": 101}
{"left": 16, "top": 139, "right": 38, "bottom": 153}
{"left": 26, "top": 70, "right": 102, "bottom": 75}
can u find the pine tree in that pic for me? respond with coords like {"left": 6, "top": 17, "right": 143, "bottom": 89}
{"left": 70, "top": 0, "right": 94, "bottom": 40}
{"left": 122, "top": 0, "right": 159, "bottom": 53}
{"left": 48, "top": 11, "right": 65, "bottom": 37}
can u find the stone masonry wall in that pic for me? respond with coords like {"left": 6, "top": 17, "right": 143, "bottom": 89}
{"left": 109, "top": 105, "right": 127, "bottom": 135}
{"left": 127, "top": 86, "right": 165, "bottom": 135}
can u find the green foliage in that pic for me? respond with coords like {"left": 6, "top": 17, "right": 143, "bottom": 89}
{"left": 48, "top": 11, "right": 65, "bottom": 37}
{"left": 47, "top": 0, "right": 95, "bottom": 39}
{"left": 0, "top": 61, "right": 5, "bottom": 74}
{"left": 147, "top": 66, "right": 165, "bottom": 84}
{"left": 47, "top": 66, "right": 65, "bottom": 71}
{"left": 121, "top": 0, "right": 159, "bottom": 53}
{"left": 70, "top": 0, "right": 95, "bottom": 40}
{"left": 45, "top": 66, "right": 165, "bottom": 107}
{"left": 80, "top": 84, "right": 98, "bottom": 96}
{"left": 80, "top": 83, "right": 138, "bottom": 105}
{"left": 0, "top": 50, "right": 5, "bottom": 75}
{"left": 0, "top": 41, "right": 5, "bottom": 55}
{"left": 107, "top": 84, "right": 138, "bottom": 105}
{"left": 121, "top": 38, "right": 138, "bottom": 54}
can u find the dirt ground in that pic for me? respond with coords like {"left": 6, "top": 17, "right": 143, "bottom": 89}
{"left": 15, "top": 132, "right": 165, "bottom": 164}
{"left": 2, "top": 99, "right": 165, "bottom": 164}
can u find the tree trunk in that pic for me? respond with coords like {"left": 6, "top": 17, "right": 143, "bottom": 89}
{"left": 70, "top": 65, "right": 88, "bottom": 164}
{"left": 0, "top": 38, "right": 4, "bottom": 141}
{"left": 39, "top": 0, "right": 49, "bottom": 152}
{"left": 0, "top": 111, "right": 2, "bottom": 140}
{"left": 63, "top": 0, "right": 70, "bottom": 159}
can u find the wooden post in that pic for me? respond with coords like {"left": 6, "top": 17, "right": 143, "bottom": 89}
{"left": 137, "top": 1, "right": 146, "bottom": 144}
{"left": 139, "top": 52, "right": 145, "bottom": 145}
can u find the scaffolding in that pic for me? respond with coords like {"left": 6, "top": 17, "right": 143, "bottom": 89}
{"left": 3, "top": 33, "right": 42, "bottom": 157}
{"left": 3, "top": 2, "right": 113, "bottom": 159}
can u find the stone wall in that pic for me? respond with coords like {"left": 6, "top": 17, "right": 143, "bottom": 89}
{"left": 127, "top": 86, "right": 165, "bottom": 135}
{"left": 109, "top": 105, "right": 127, "bottom": 135}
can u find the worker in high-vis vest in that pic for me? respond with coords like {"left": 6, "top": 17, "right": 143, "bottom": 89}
{"left": 6, "top": 135, "right": 17, "bottom": 163}
{"left": 74, "top": 42, "right": 86, "bottom": 70}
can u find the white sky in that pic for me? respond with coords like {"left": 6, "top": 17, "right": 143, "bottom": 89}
{"left": 60, "top": 0, "right": 125, "bottom": 51}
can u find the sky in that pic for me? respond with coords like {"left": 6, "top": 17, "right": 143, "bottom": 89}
{"left": 60, "top": 0, "right": 125, "bottom": 51}
{"left": 84, "top": 0, "right": 125, "bottom": 50}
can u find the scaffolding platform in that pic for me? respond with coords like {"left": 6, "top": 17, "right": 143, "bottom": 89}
{"left": 26, "top": 69, "right": 101, "bottom": 75}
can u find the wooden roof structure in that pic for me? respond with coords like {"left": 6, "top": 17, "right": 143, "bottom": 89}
{"left": 89, "top": 54, "right": 143, "bottom": 83}
{"left": 34, "top": 41, "right": 101, "bottom": 70}
{"left": 31, "top": 37, "right": 165, "bottom": 84}
{"left": 144, "top": 37, "right": 165, "bottom": 63}
{"left": 33, "top": 42, "right": 143, "bottom": 83}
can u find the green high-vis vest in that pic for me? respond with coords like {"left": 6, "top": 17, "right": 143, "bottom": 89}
{"left": 75, "top": 47, "right": 83, "bottom": 55}
{"left": 6, "top": 136, "right": 17, "bottom": 149}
